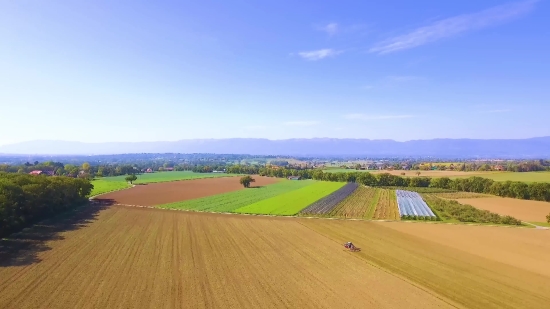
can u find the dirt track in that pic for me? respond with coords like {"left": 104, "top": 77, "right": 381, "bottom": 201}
{"left": 457, "top": 197, "right": 550, "bottom": 222}
{"left": 0, "top": 206, "right": 455, "bottom": 309}
{"left": 97, "top": 176, "right": 280, "bottom": 206}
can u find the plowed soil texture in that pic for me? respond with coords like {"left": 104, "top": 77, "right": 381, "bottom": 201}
{"left": 96, "top": 176, "right": 280, "bottom": 206}
{"left": 456, "top": 197, "right": 550, "bottom": 222}
{"left": 0, "top": 206, "right": 456, "bottom": 309}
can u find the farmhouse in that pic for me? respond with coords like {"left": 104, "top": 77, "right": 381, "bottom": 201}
{"left": 29, "top": 170, "right": 43, "bottom": 175}
{"left": 288, "top": 176, "right": 301, "bottom": 180}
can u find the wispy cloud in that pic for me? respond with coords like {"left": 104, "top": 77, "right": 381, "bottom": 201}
{"left": 283, "top": 121, "right": 320, "bottom": 126}
{"left": 479, "top": 109, "right": 512, "bottom": 114}
{"left": 370, "top": 0, "right": 538, "bottom": 54}
{"left": 297, "top": 49, "right": 342, "bottom": 61}
{"left": 344, "top": 114, "right": 415, "bottom": 120}
{"left": 318, "top": 23, "right": 339, "bottom": 36}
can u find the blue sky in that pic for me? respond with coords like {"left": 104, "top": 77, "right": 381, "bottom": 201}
{"left": 1, "top": 0, "right": 549, "bottom": 145}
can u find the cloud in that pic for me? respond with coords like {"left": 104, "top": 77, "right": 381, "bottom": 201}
{"left": 283, "top": 121, "right": 320, "bottom": 126}
{"left": 344, "top": 114, "right": 415, "bottom": 120}
{"left": 370, "top": 0, "right": 538, "bottom": 54}
{"left": 479, "top": 109, "right": 512, "bottom": 114}
{"left": 297, "top": 49, "right": 342, "bottom": 61}
{"left": 319, "top": 23, "right": 339, "bottom": 36}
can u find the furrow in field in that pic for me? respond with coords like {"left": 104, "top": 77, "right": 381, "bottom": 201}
{"left": 0, "top": 206, "right": 455, "bottom": 309}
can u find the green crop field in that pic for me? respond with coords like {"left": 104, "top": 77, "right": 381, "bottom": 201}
{"left": 158, "top": 180, "right": 315, "bottom": 212}
{"left": 98, "top": 171, "right": 237, "bottom": 184}
{"left": 234, "top": 182, "right": 346, "bottom": 216}
{"left": 90, "top": 179, "right": 131, "bottom": 196}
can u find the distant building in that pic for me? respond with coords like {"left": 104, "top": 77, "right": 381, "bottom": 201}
{"left": 288, "top": 176, "right": 301, "bottom": 180}
{"left": 164, "top": 167, "right": 174, "bottom": 171}
{"left": 29, "top": 170, "right": 42, "bottom": 175}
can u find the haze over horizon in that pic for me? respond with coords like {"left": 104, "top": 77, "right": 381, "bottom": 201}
{"left": 1, "top": 0, "right": 549, "bottom": 146}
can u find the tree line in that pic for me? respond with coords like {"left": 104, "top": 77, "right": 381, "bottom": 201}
{"left": 224, "top": 165, "right": 550, "bottom": 202}
{"left": 0, "top": 172, "right": 93, "bottom": 238}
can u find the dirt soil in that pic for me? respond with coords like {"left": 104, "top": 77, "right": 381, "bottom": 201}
{"left": 97, "top": 176, "right": 280, "bottom": 206}
{"left": 380, "top": 221, "right": 550, "bottom": 277}
{"left": 457, "top": 197, "right": 550, "bottom": 222}
{"left": 0, "top": 206, "right": 454, "bottom": 309}
{"left": 302, "top": 219, "right": 550, "bottom": 309}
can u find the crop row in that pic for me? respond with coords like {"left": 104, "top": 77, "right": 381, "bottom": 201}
{"left": 326, "top": 187, "right": 380, "bottom": 219}
{"left": 158, "top": 180, "right": 314, "bottom": 212}
{"left": 396, "top": 190, "right": 436, "bottom": 218}
{"left": 300, "top": 183, "right": 359, "bottom": 215}
{"left": 373, "top": 189, "right": 400, "bottom": 220}
{"left": 234, "top": 182, "right": 346, "bottom": 215}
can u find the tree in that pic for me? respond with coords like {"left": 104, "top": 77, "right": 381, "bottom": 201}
{"left": 546, "top": 213, "right": 550, "bottom": 224}
{"left": 82, "top": 162, "right": 91, "bottom": 173}
{"left": 125, "top": 174, "right": 138, "bottom": 184}
{"left": 239, "top": 176, "right": 255, "bottom": 188}
{"left": 416, "top": 171, "right": 421, "bottom": 176}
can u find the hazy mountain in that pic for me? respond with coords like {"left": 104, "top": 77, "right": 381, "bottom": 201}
{"left": 1, "top": 137, "right": 550, "bottom": 158}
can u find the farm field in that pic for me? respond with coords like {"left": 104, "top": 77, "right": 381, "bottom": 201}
{"left": 97, "top": 176, "right": 280, "bottom": 206}
{"left": 323, "top": 186, "right": 380, "bottom": 219}
{"left": 299, "top": 183, "right": 359, "bottom": 216}
{"left": 302, "top": 219, "right": 550, "bottom": 309}
{"left": 322, "top": 169, "right": 550, "bottom": 183}
{"left": 234, "top": 182, "right": 345, "bottom": 215}
{"left": 158, "top": 180, "right": 315, "bottom": 212}
{"left": 433, "top": 192, "right": 491, "bottom": 199}
{"left": 372, "top": 189, "right": 400, "bottom": 220}
{"left": 456, "top": 197, "right": 550, "bottom": 223}
{"left": 99, "top": 171, "right": 237, "bottom": 184}
{"left": 90, "top": 171, "right": 240, "bottom": 196}
{"left": 90, "top": 179, "right": 131, "bottom": 196}
{"left": 0, "top": 206, "right": 456, "bottom": 309}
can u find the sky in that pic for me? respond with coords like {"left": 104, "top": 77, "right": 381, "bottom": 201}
{"left": 0, "top": 0, "right": 549, "bottom": 145}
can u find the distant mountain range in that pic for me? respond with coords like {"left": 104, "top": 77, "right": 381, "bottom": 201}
{"left": 1, "top": 137, "right": 550, "bottom": 158}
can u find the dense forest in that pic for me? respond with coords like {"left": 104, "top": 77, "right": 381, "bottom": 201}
{"left": 0, "top": 173, "right": 93, "bottom": 238}
{"left": 224, "top": 166, "right": 550, "bottom": 202}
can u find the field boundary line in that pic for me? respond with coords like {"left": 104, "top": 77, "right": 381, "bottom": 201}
{"left": 112, "top": 203, "right": 542, "bottom": 229}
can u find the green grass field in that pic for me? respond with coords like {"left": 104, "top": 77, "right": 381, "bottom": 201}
{"left": 234, "top": 182, "right": 346, "bottom": 216}
{"left": 158, "top": 180, "right": 315, "bottom": 212}
{"left": 90, "top": 179, "right": 131, "bottom": 196}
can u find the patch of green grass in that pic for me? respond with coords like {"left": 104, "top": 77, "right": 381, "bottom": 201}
{"left": 158, "top": 180, "right": 315, "bottom": 212}
{"left": 234, "top": 182, "right": 346, "bottom": 216}
{"left": 528, "top": 221, "right": 550, "bottom": 227}
{"left": 98, "top": 171, "right": 237, "bottom": 184}
{"left": 90, "top": 179, "right": 131, "bottom": 196}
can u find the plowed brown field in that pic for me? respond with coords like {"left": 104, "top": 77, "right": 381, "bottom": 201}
{"left": 456, "top": 197, "right": 550, "bottom": 222}
{"left": 302, "top": 220, "right": 550, "bottom": 309}
{"left": 97, "top": 176, "right": 280, "bottom": 206}
{"left": 0, "top": 206, "right": 454, "bottom": 309}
